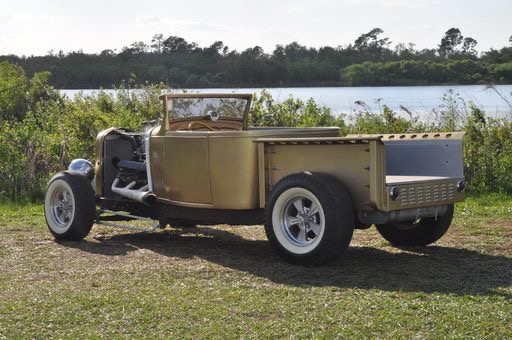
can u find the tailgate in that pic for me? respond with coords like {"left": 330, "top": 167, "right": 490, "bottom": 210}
{"left": 348, "top": 132, "right": 465, "bottom": 211}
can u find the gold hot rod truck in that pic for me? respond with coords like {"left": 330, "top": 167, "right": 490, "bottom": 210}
{"left": 44, "top": 93, "right": 465, "bottom": 265}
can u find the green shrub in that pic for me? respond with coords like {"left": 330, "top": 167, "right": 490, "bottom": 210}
{"left": 249, "top": 89, "right": 347, "bottom": 133}
{"left": 0, "top": 65, "right": 164, "bottom": 202}
{"left": 1, "top": 61, "right": 512, "bottom": 201}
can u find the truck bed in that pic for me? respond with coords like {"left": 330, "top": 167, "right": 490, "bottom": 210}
{"left": 255, "top": 132, "right": 465, "bottom": 211}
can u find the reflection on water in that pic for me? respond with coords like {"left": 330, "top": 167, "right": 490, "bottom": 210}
{"left": 60, "top": 84, "right": 512, "bottom": 119}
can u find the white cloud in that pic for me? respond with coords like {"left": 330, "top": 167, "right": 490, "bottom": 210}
{"left": 39, "top": 14, "right": 72, "bottom": 24}
{"left": 174, "top": 20, "right": 230, "bottom": 31}
{"left": 135, "top": 15, "right": 230, "bottom": 31}
{"left": 0, "top": 14, "right": 13, "bottom": 24}
{"left": 0, "top": 12, "right": 72, "bottom": 24}
{"left": 381, "top": 0, "right": 437, "bottom": 8}
{"left": 282, "top": 5, "right": 307, "bottom": 15}
{"left": 135, "top": 15, "right": 162, "bottom": 25}
{"left": 345, "top": 0, "right": 437, "bottom": 9}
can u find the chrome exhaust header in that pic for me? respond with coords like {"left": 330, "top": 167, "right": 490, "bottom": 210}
{"left": 111, "top": 178, "right": 157, "bottom": 207}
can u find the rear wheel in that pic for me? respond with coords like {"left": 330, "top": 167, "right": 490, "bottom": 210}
{"left": 375, "top": 204, "right": 454, "bottom": 246}
{"left": 44, "top": 171, "right": 96, "bottom": 241}
{"left": 264, "top": 172, "right": 354, "bottom": 266}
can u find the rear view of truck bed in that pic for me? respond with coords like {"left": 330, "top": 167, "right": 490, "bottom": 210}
{"left": 256, "top": 131, "right": 464, "bottom": 213}
{"left": 360, "top": 132, "right": 465, "bottom": 211}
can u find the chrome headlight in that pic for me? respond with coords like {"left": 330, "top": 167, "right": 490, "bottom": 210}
{"left": 68, "top": 159, "right": 95, "bottom": 181}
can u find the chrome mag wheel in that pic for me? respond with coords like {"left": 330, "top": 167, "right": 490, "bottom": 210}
{"left": 46, "top": 181, "right": 75, "bottom": 233}
{"left": 278, "top": 189, "right": 325, "bottom": 250}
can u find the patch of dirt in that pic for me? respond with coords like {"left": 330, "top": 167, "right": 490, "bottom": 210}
{"left": 1, "top": 219, "right": 511, "bottom": 299}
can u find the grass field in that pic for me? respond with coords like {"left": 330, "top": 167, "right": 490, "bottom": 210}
{"left": 1, "top": 196, "right": 511, "bottom": 338}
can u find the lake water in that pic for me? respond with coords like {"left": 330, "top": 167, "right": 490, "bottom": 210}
{"left": 61, "top": 84, "right": 512, "bottom": 119}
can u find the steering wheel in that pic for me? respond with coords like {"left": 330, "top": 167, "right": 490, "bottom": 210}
{"left": 187, "top": 121, "right": 215, "bottom": 131}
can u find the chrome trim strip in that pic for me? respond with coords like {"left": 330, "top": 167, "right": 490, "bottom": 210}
{"left": 145, "top": 127, "right": 154, "bottom": 192}
{"left": 157, "top": 197, "right": 214, "bottom": 209}
{"left": 96, "top": 209, "right": 159, "bottom": 232}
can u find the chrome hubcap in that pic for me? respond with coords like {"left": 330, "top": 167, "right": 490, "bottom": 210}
{"left": 281, "top": 195, "right": 323, "bottom": 246}
{"left": 51, "top": 188, "right": 74, "bottom": 226}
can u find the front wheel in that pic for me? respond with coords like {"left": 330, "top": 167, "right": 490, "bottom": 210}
{"left": 44, "top": 171, "right": 96, "bottom": 241}
{"left": 264, "top": 172, "right": 354, "bottom": 266}
{"left": 376, "top": 204, "right": 454, "bottom": 246}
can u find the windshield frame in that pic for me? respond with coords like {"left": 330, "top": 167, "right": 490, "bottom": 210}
{"left": 160, "top": 93, "right": 253, "bottom": 130}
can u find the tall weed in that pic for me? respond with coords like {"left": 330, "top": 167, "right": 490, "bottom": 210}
{"left": 1, "top": 61, "right": 511, "bottom": 201}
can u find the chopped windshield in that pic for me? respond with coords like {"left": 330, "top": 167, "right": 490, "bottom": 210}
{"left": 168, "top": 96, "right": 250, "bottom": 121}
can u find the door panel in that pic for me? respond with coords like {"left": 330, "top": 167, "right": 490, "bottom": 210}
{"left": 162, "top": 132, "right": 212, "bottom": 204}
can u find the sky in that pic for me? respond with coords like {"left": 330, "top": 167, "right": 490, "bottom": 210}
{"left": 0, "top": 0, "right": 511, "bottom": 56}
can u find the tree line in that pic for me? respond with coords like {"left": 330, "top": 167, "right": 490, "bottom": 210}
{"left": 1, "top": 60, "right": 512, "bottom": 201}
{"left": 1, "top": 28, "right": 512, "bottom": 88}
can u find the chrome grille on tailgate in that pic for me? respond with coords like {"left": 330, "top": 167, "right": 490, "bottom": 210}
{"left": 399, "top": 182, "right": 456, "bottom": 207}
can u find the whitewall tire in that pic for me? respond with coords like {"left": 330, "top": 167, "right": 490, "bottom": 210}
{"left": 265, "top": 172, "right": 354, "bottom": 265}
{"left": 44, "top": 171, "right": 95, "bottom": 241}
